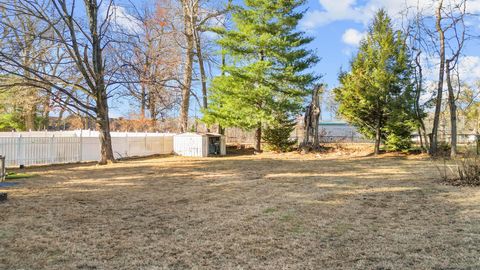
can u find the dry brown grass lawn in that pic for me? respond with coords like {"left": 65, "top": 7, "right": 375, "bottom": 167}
{"left": 1, "top": 149, "right": 479, "bottom": 270}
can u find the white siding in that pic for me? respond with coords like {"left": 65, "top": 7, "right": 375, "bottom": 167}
{"left": 173, "top": 133, "right": 226, "bottom": 157}
{"left": 174, "top": 134, "right": 205, "bottom": 157}
{"left": 220, "top": 136, "right": 227, "bottom": 155}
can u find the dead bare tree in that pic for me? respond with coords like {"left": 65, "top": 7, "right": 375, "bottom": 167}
{"left": 0, "top": 3, "right": 53, "bottom": 131}
{"left": 113, "top": 1, "right": 182, "bottom": 130}
{"left": 0, "top": 0, "right": 118, "bottom": 164}
{"left": 302, "top": 84, "right": 322, "bottom": 150}
{"left": 429, "top": 0, "right": 447, "bottom": 155}
{"left": 403, "top": 1, "right": 431, "bottom": 152}
{"left": 444, "top": 0, "right": 467, "bottom": 157}
{"left": 420, "top": 0, "right": 470, "bottom": 157}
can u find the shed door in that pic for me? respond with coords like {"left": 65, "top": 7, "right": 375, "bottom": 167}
{"left": 208, "top": 137, "right": 221, "bottom": 155}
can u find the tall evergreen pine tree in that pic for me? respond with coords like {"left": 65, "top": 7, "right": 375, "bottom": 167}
{"left": 334, "top": 9, "right": 416, "bottom": 154}
{"left": 203, "top": 0, "right": 318, "bottom": 152}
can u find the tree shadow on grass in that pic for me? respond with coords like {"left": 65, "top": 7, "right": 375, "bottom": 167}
{"left": 1, "top": 154, "right": 479, "bottom": 269}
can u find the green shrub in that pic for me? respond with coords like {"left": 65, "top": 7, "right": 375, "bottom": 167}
{"left": 385, "top": 133, "right": 411, "bottom": 151}
{"left": 384, "top": 119, "right": 413, "bottom": 151}
{"left": 437, "top": 141, "right": 451, "bottom": 156}
{"left": 262, "top": 116, "right": 297, "bottom": 152}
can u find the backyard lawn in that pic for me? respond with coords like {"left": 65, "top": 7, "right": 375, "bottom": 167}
{"left": 1, "top": 149, "right": 479, "bottom": 269}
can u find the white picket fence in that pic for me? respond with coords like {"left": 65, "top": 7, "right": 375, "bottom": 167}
{"left": 0, "top": 130, "right": 174, "bottom": 167}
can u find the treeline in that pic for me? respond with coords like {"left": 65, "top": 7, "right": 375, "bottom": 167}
{"left": 335, "top": 1, "right": 479, "bottom": 157}
{"left": 0, "top": 0, "right": 478, "bottom": 163}
{"left": 0, "top": 0, "right": 232, "bottom": 163}
{"left": 0, "top": 0, "right": 320, "bottom": 163}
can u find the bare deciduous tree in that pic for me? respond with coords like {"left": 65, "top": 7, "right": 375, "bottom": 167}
{"left": 114, "top": 1, "right": 182, "bottom": 130}
{"left": 444, "top": 0, "right": 467, "bottom": 157}
{"left": 0, "top": 0, "right": 118, "bottom": 164}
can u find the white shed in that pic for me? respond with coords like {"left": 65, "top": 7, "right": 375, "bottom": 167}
{"left": 173, "top": 133, "right": 226, "bottom": 157}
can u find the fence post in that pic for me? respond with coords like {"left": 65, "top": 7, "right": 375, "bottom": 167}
{"left": 144, "top": 132, "right": 147, "bottom": 153}
{"left": 16, "top": 135, "right": 23, "bottom": 167}
{"left": 79, "top": 130, "right": 83, "bottom": 162}
{"left": 0, "top": 155, "right": 5, "bottom": 182}
{"left": 125, "top": 132, "right": 129, "bottom": 156}
{"left": 50, "top": 135, "right": 55, "bottom": 164}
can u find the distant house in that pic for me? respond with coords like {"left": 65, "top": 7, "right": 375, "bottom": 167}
{"left": 318, "top": 121, "right": 366, "bottom": 143}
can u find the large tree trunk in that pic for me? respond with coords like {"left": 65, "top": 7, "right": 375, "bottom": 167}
{"left": 254, "top": 124, "right": 262, "bottom": 153}
{"left": 179, "top": 0, "right": 197, "bottom": 133}
{"left": 149, "top": 92, "right": 157, "bottom": 131}
{"left": 25, "top": 104, "right": 36, "bottom": 131}
{"left": 446, "top": 60, "right": 457, "bottom": 157}
{"left": 42, "top": 92, "right": 51, "bottom": 130}
{"left": 430, "top": 0, "right": 445, "bottom": 156}
{"left": 96, "top": 89, "right": 115, "bottom": 165}
{"left": 89, "top": 1, "right": 114, "bottom": 164}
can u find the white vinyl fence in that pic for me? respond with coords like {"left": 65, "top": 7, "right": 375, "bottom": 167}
{"left": 0, "top": 130, "right": 174, "bottom": 167}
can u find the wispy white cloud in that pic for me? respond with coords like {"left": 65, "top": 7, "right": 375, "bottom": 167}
{"left": 300, "top": 0, "right": 480, "bottom": 30}
{"left": 342, "top": 28, "right": 365, "bottom": 46}
{"left": 458, "top": 56, "right": 480, "bottom": 84}
{"left": 108, "top": 5, "right": 142, "bottom": 34}
{"left": 300, "top": 0, "right": 367, "bottom": 30}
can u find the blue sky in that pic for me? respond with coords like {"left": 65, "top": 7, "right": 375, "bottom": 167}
{"left": 300, "top": 0, "right": 480, "bottom": 120}
{"left": 112, "top": 0, "right": 480, "bottom": 120}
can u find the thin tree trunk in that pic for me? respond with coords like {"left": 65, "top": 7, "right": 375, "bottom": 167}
{"left": 140, "top": 84, "right": 146, "bottom": 119}
{"left": 446, "top": 60, "right": 457, "bottom": 157}
{"left": 418, "top": 127, "right": 424, "bottom": 149}
{"left": 430, "top": 0, "right": 445, "bottom": 156}
{"left": 414, "top": 51, "right": 428, "bottom": 151}
{"left": 85, "top": 95, "right": 91, "bottom": 130}
{"left": 374, "top": 117, "right": 382, "bottom": 155}
{"left": 254, "top": 124, "right": 262, "bottom": 153}
{"left": 217, "top": 48, "right": 226, "bottom": 135}
{"left": 194, "top": 29, "right": 209, "bottom": 132}
{"left": 312, "top": 85, "right": 321, "bottom": 147}
{"left": 194, "top": 29, "right": 208, "bottom": 110}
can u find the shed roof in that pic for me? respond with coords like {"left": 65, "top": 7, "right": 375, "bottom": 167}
{"left": 319, "top": 121, "right": 349, "bottom": 126}
{"left": 175, "top": 132, "right": 224, "bottom": 137}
